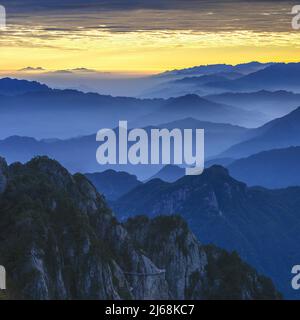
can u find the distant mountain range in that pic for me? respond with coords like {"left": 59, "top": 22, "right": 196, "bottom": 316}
{"left": 85, "top": 170, "right": 142, "bottom": 201}
{"left": 146, "top": 165, "right": 185, "bottom": 183}
{"left": 207, "top": 63, "right": 300, "bottom": 93}
{"left": 228, "top": 146, "right": 300, "bottom": 188}
{"left": 173, "top": 73, "right": 242, "bottom": 86}
{"left": 144, "top": 72, "right": 243, "bottom": 98}
{"left": 3, "top": 65, "right": 300, "bottom": 140}
{"left": 0, "top": 83, "right": 162, "bottom": 139}
{"left": 221, "top": 106, "right": 300, "bottom": 158}
{"left": 152, "top": 118, "right": 251, "bottom": 157}
{"left": 91, "top": 150, "right": 300, "bottom": 199}
{"left": 5, "top": 102, "right": 298, "bottom": 190}
{"left": 5, "top": 103, "right": 300, "bottom": 182}
{"left": 145, "top": 63, "right": 300, "bottom": 101}
{"left": 143, "top": 62, "right": 276, "bottom": 98}
{"left": 113, "top": 165, "right": 300, "bottom": 298}
{"left": 0, "top": 117, "right": 252, "bottom": 179}
{"left": 133, "top": 94, "right": 263, "bottom": 128}
{"left": 0, "top": 78, "right": 264, "bottom": 139}
{"left": 155, "top": 62, "right": 274, "bottom": 79}
{"left": 0, "top": 77, "right": 49, "bottom": 96}
{"left": 206, "top": 90, "right": 300, "bottom": 118}
{"left": 205, "top": 157, "right": 235, "bottom": 168}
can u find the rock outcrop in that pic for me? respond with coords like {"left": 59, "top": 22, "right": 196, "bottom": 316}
{"left": 0, "top": 157, "right": 281, "bottom": 300}
{"left": 125, "top": 215, "right": 281, "bottom": 300}
{"left": 114, "top": 165, "right": 300, "bottom": 298}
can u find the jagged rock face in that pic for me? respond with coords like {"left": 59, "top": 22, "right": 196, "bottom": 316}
{"left": 125, "top": 216, "right": 281, "bottom": 300}
{"left": 0, "top": 157, "right": 167, "bottom": 300}
{"left": 0, "top": 157, "right": 281, "bottom": 300}
{"left": 126, "top": 216, "right": 207, "bottom": 299}
{"left": 114, "top": 165, "right": 300, "bottom": 298}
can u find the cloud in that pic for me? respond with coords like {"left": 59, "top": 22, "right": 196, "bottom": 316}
{"left": 0, "top": 0, "right": 294, "bottom": 33}
{"left": 0, "top": 1, "right": 294, "bottom": 13}
{"left": 0, "top": 0, "right": 296, "bottom": 56}
{"left": 71, "top": 68, "right": 98, "bottom": 73}
{"left": 51, "top": 69, "right": 73, "bottom": 74}
{"left": 47, "top": 68, "right": 98, "bottom": 74}
{"left": 18, "top": 66, "right": 45, "bottom": 72}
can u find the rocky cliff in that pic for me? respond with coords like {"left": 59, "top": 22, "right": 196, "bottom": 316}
{"left": 114, "top": 165, "right": 300, "bottom": 298}
{"left": 0, "top": 157, "right": 280, "bottom": 300}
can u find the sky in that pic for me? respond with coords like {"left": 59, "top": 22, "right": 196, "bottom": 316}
{"left": 0, "top": 0, "right": 299, "bottom": 73}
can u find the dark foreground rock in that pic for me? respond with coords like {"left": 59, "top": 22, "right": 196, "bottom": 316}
{"left": 0, "top": 157, "right": 281, "bottom": 300}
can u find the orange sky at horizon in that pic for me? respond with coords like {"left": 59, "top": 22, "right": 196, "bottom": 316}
{"left": 2, "top": 29, "right": 300, "bottom": 74}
